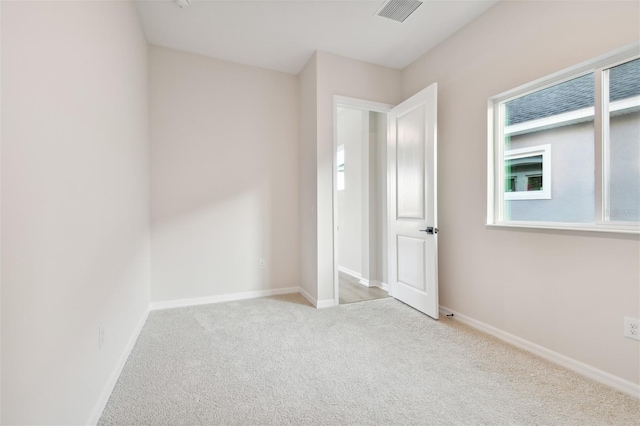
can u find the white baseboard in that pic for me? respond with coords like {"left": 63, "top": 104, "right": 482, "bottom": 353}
{"left": 150, "top": 287, "right": 299, "bottom": 311}
{"left": 370, "top": 281, "right": 389, "bottom": 292}
{"left": 338, "top": 266, "right": 374, "bottom": 289}
{"left": 358, "top": 278, "right": 370, "bottom": 287}
{"left": 338, "top": 266, "right": 361, "bottom": 280}
{"left": 87, "top": 307, "right": 150, "bottom": 425}
{"left": 298, "top": 287, "right": 317, "bottom": 307}
{"left": 299, "top": 287, "right": 336, "bottom": 309}
{"left": 316, "top": 298, "right": 337, "bottom": 309}
{"left": 439, "top": 306, "right": 640, "bottom": 399}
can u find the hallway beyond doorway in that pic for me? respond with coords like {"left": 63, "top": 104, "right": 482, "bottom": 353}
{"left": 339, "top": 276, "right": 389, "bottom": 304}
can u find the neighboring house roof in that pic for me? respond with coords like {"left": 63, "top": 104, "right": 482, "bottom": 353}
{"left": 506, "top": 58, "right": 640, "bottom": 125}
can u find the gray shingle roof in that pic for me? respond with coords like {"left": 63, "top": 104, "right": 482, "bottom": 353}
{"left": 610, "top": 58, "right": 640, "bottom": 102}
{"left": 506, "top": 58, "right": 639, "bottom": 126}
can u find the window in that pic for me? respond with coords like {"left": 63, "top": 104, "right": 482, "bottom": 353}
{"left": 527, "top": 175, "right": 543, "bottom": 192}
{"left": 504, "top": 145, "right": 551, "bottom": 200}
{"left": 605, "top": 59, "right": 640, "bottom": 223}
{"left": 488, "top": 44, "right": 640, "bottom": 233}
{"left": 337, "top": 145, "right": 345, "bottom": 191}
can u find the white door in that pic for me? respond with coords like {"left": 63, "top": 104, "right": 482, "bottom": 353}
{"left": 388, "top": 83, "right": 438, "bottom": 319}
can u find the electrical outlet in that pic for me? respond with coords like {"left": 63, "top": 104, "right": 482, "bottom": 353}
{"left": 99, "top": 326, "right": 105, "bottom": 349}
{"left": 624, "top": 317, "right": 639, "bottom": 341}
{"left": 259, "top": 259, "right": 266, "bottom": 270}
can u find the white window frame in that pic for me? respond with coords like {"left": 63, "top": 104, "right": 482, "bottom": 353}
{"left": 487, "top": 41, "right": 640, "bottom": 234}
{"left": 504, "top": 144, "right": 551, "bottom": 200}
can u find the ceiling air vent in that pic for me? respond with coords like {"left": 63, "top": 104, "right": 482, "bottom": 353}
{"left": 376, "top": 0, "right": 423, "bottom": 23}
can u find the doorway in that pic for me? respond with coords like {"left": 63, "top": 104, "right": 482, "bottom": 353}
{"left": 333, "top": 98, "right": 391, "bottom": 305}
{"left": 333, "top": 84, "right": 439, "bottom": 316}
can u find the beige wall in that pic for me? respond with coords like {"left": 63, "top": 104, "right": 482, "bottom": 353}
{"left": 149, "top": 46, "right": 300, "bottom": 302}
{"left": 316, "top": 52, "right": 402, "bottom": 302}
{"left": 1, "top": 1, "right": 150, "bottom": 424}
{"left": 402, "top": 0, "right": 640, "bottom": 385}
{"left": 298, "top": 51, "right": 400, "bottom": 304}
{"left": 2, "top": 3, "right": 638, "bottom": 423}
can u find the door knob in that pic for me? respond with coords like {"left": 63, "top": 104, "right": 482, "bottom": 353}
{"left": 419, "top": 227, "right": 438, "bottom": 234}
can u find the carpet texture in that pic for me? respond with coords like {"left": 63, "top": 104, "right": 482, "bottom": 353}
{"left": 99, "top": 294, "right": 639, "bottom": 425}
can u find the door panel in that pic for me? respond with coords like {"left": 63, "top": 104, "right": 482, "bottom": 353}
{"left": 388, "top": 83, "right": 438, "bottom": 319}
{"left": 397, "top": 106, "right": 426, "bottom": 220}
{"left": 397, "top": 235, "right": 426, "bottom": 291}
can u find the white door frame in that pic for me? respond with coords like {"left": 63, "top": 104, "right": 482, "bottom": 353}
{"left": 332, "top": 96, "right": 393, "bottom": 306}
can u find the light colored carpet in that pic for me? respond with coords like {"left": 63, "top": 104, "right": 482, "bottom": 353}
{"left": 99, "top": 294, "right": 639, "bottom": 425}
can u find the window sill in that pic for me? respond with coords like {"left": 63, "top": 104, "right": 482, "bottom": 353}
{"left": 486, "top": 221, "right": 640, "bottom": 235}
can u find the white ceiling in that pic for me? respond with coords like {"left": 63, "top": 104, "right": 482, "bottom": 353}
{"left": 135, "top": 0, "right": 499, "bottom": 75}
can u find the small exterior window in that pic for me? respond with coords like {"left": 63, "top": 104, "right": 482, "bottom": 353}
{"left": 504, "top": 145, "right": 551, "bottom": 201}
{"left": 488, "top": 44, "right": 640, "bottom": 233}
